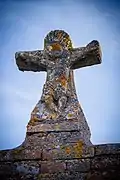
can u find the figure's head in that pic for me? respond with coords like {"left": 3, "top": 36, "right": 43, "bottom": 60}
{"left": 44, "top": 30, "right": 73, "bottom": 57}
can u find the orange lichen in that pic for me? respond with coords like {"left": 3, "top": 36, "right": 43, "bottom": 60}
{"left": 65, "top": 147, "right": 71, "bottom": 154}
{"left": 73, "top": 141, "right": 83, "bottom": 158}
{"left": 56, "top": 75, "right": 67, "bottom": 88}
{"left": 51, "top": 43, "right": 62, "bottom": 51}
{"left": 44, "top": 30, "right": 73, "bottom": 50}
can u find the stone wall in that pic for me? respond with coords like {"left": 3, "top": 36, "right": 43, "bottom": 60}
{"left": 0, "top": 115, "right": 120, "bottom": 180}
{"left": 0, "top": 143, "right": 120, "bottom": 180}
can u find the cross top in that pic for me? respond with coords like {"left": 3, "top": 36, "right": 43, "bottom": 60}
{"left": 44, "top": 30, "right": 73, "bottom": 49}
{"left": 15, "top": 30, "right": 102, "bottom": 121}
{"left": 44, "top": 30, "right": 73, "bottom": 59}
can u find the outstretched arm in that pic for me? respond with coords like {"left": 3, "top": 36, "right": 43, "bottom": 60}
{"left": 15, "top": 50, "right": 47, "bottom": 72}
{"left": 70, "top": 40, "right": 102, "bottom": 70}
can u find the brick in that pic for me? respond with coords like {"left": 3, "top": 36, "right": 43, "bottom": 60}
{"left": 27, "top": 120, "right": 80, "bottom": 133}
{"left": 66, "top": 159, "right": 90, "bottom": 172}
{"left": 0, "top": 146, "right": 42, "bottom": 161}
{"left": 42, "top": 142, "right": 94, "bottom": 160}
{"left": 91, "top": 154, "right": 120, "bottom": 170}
{"left": 40, "top": 161, "right": 66, "bottom": 173}
{"left": 94, "top": 144, "right": 120, "bottom": 156}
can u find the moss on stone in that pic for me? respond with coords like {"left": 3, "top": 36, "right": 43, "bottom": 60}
{"left": 12, "top": 146, "right": 24, "bottom": 156}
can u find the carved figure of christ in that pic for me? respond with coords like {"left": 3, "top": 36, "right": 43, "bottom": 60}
{"left": 15, "top": 30, "right": 102, "bottom": 120}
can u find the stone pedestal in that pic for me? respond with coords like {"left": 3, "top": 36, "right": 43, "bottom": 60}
{"left": 0, "top": 109, "right": 120, "bottom": 179}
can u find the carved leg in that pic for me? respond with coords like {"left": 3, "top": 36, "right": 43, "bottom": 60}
{"left": 44, "top": 95, "right": 58, "bottom": 119}
{"left": 58, "top": 95, "right": 67, "bottom": 113}
{"left": 44, "top": 95, "right": 57, "bottom": 112}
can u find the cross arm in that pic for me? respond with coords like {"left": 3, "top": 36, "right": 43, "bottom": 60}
{"left": 70, "top": 40, "right": 102, "bottom": 70}
{"left": 15, "top": 50, "right": 47, "bottom": 72}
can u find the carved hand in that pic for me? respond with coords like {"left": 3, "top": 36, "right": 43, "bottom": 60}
{"left": 86, "top": 40, "right": 102, "bottom": 62}
{"left": 15, "top": 51, "right": 47, "bottom": 72}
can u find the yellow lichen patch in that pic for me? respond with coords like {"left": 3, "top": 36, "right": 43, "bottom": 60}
{"left": 61, "top": 79, "right": 67, "bottom": 87}
{"left": 55, "top": 124, "right": 60, "bottom": 130}
{"left": 48, "top": 45, "right": 53, "bottom": 51}
{"left": 38, "top": 173, "right": 50, "bottom": 179}
{"left": 60, "top": 145, "right": 64, "bottom": 150}
{"left": 68, "top": 76, "right": 71, "bottom": 83}
{"left": 28, "top": 120, "right": 35, "bottom": 126}
{"left": 28, "top": 115, "right": 40, "bottom": 126}
{"left": 68, "top": 113, "right": 73, "bottom": 118}
{"left": 44, "top": 89, "right": 54, "bottom": 105}
{"left": 51, "top": 113, "right": 57, "bottom": 120}
{"left": 73, "top": 141, "right": 83, "bottom": 158}
{"left": 12, "top": 146, "right": 24, "bottom": 156}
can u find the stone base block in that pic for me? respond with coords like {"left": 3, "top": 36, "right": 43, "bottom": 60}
{"left": 0, "top": 144, "right": 120, "bottom": 180}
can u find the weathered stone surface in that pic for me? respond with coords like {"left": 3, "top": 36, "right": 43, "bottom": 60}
{"left": 27, "top": 115, "right": 91, "bottom": 146}
{"left": 91, "top": 154, "right": 120, "bottom": 170}
{"left": 16, "top": 30, "right": 101, "bottom": 126}
{"left": 16, "top": 30, "right": 94, "bottom": 148}
{"left": 27, "top": 120, "right": 80, "bottom": 133}
{"left": 0, "top": 146, "right": 42, "bottom": 161}
{"left": 95, "top": 143, "right": 120, "bottom": 155}
{"left": 0, "top": 161, "right": 40, "bottom": 180}
{"left": 0, "top": 131, "right": 92, "bottom": 162}
{"left": 38, "top": 172, "right": 87, "bottom": 180}
{"left": 0, "top": 162, "right": 16, "bottom": 176}
{"left": 66, "top": 159, "right": 90, "bottom": 172}
{"left": 86, "top": 170, "right": 120, "bottom": 180}
{"left": 14, "top": 161, "right": 40, "bottom": 175}
{"left": 1, "top": 30, "right": 120, "bottom": 180}
{"left": 101, "top": 170, "right": 120, "bottom": 180}
{"left": 40, "top": 161, "right": 66, "bottom": 173}
{"left": 0, "top": 150, "right": 10, "bottom": 161}
{"left": 42, "top": 142, "right": 94, "bottom": 160}
{"left": 24, "top": 131, "right": 91, "bottom": 150}
{"left": 0, "top": 144, "right": 120, "bottom": 179}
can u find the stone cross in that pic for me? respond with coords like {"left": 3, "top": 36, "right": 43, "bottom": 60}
{"left": 15, "top": 30, "right": 102, "bottom": 124}
{"left": 0, "top": 30, "right": 120, "bottom": 180}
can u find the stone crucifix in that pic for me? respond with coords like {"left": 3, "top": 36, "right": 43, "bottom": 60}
{"left": 15, "top": 30, "right": 102, "bottom": 123}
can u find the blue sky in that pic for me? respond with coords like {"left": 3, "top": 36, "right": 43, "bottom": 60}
{"left": 0, "top": 0, "right": 120, "bottom": 150}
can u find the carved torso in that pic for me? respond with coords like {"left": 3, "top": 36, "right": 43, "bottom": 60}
{"left": 47, "top": 57, "right": 70, "bottom": 82}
